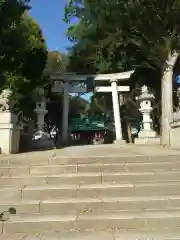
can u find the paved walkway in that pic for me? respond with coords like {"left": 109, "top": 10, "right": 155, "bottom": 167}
{"left": 1, "top": 144, "right": 180, "bottom": 239}
{"left": 54, "top": 144, "right": 180, "bottom": 157}
{"left": 1, "top": 144, "right": 180, "bottom": 161}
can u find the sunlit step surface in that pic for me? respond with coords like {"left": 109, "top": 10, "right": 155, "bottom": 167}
{"left": 2, "top": 171, "right": 180, "bottom": 186}
{"left": 2, "top": 195, "right": 180, "bottom": 214}
{"left": 1, "top": 151, "right": 180, "bottom": 235}
{"left": 2, "top": 210, "right": 180, "bottom": 233}
{"left": 1, "top": 230, "right": 180, "bottom": 240}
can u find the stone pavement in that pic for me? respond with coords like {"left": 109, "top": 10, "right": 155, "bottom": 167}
{"left": 1, "top": 144, "right": 179, "bottom": 161}
{"left": 0, "top": 144, "right": 180, "bottom": 239}
{"left": 1, "top": 229, "right": 180, "bottom": 239}
{"left": 54, "top": 144, "right": 180, "bottom": 157}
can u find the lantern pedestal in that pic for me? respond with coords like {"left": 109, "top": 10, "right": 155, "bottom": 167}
{"left": 135, "top": 137, "right": 160, "bottom": 145}
{"left": 138, "top": 129, "right": 157, "bottom": 138}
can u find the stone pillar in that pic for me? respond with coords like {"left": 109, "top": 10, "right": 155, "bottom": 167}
{"left": 34, "top": 88, "right": 47, "bottom": 132}
{"left": 34, "top": 108, "right": 47, "bottom": 131}
{"left": 61, "top": 82, "right": 70, "bottom": 144}
{"left": 0, "top": 89, "right": 21, "bottom": 154}
{"left": 110, "top": 79, "right": 124, "bottom": 143}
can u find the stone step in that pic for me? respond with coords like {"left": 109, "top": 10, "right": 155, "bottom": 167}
{"left": 1, "top": 153, "right": 180, "bottom": 236}
{"left": 0, "top": 200, "right": 40, "bottom": 214}
{"left": 0, "top": 187, "right": 22, "bottom": 200}
{"left": 39, "top": 196, "right": 180, "bottom": 213}
{"left": 3, "top": 171, "right": 180, "bottom": 186}
{"left": 2, "top": 161, "right": 180, "bottom": 176}
{"left": 2, "top": 210, "right": 180, "bottom": 233}
{"left": 3, "top": 182, "right": 180, "bottom": 201}
{"left": 1, "top": 155, "right": 180, "bottom": 166}
{"left": 0, "top": 232, "right": 115, "bottom": 240}
{"left": 0, "top": 175, "right": 47, "bottom": 186}
{"left": 50, "top": 155, "right": 180, "bottom": 165}
{"left": 114, "top": 229, "right": 180, "bottom": 239}
{"left": 0, "top": 166, "right": 30, "bottom": 177}
{"left": 2, "top": 195, "right": 180, "bottom": 215}
{"left": 2, "top": 182, "right": 180, "bottom": 200}
{"left": 75, "top": 162, "right": 180, "bottom": 173}
{"left": 1, "top": 230, "right": 180, "bottom": 240}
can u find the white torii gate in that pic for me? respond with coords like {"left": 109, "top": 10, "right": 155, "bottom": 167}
{"left": 95, "top": 85, "right": 130, "bottom": 142}
{"left": 51, "top": 70, "right": 134, "bottom": 144}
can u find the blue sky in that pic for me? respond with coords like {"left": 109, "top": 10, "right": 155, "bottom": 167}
{"left": 29, "top": 0, "right": 70, "bottom": 52}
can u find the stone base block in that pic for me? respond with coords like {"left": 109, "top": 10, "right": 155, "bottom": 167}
{"left": 138, "top": 129, "right": 156, "bottom": 138}
{"left": 135, "top": 137, "right": 160, "bottom": 145}
{"left": 0, "top": 112, "right": 20, "bottom": 154}
{"left": 113, "top": 139, "right": 126, "bottom": 144}
{"left": 0, "top": 125, "right": 21, "bottom": 154}
{"left": 31, "top": 139, "right": 54, "bottom": 150}
{"left": 171, "top": 120, "right": 180, "bottom": 148}
{"left": 20, "top": 133, "right": 34, "bottom": 152}
{"left": 0, "top": 112, "right": 17, "bottom": 124}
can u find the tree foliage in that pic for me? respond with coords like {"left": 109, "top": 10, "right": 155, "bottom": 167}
{"left": 0, "top": 0, "right": 29, "bottom": 86}
{"left": 45, "top": 51, "right": 68, "bottom": 76}
{"left": 0, "top": 1, "right": 47, "bottom": 116}
{"left": 64, "top": 0, "right": 180, "bottom": 84}
{"left": 15, "top": 15, "right": 47, "bottom": 93}
{"left": 64, "top": 0, "right": 180, "bottom": 141}
{"left": 0, "top": 3, "right": 47, "bottom": 89}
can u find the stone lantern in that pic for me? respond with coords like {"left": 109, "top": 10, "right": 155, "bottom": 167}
{"left": 135, "top": 85, "right": 159, "bottom": 145}
{"left": 33, "top": 88, "right": 48, "bottom": 132}
{"left": 32, "top": 88, "right": 54, "bottom": 150}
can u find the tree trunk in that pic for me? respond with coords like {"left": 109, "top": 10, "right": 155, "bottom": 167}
{"left": 161, "top": 50, "right": 179, "bottom": 147}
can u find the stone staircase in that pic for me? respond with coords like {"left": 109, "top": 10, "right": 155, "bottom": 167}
{"left": 1, "top": 152, "right": 180, "bottom": 239}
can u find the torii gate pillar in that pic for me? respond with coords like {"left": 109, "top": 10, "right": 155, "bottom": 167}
{"left": 61, "top": 82, "right": 70, "bottom": 144}
{"left": 110, "top": 79, "right": 124, "bottom": 142}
